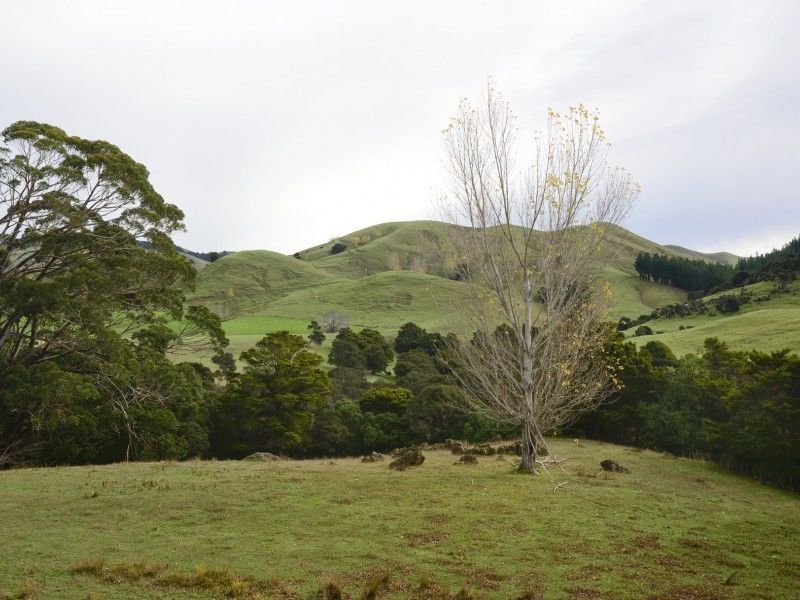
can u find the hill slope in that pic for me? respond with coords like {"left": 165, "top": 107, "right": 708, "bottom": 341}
{"left": 629, "top": 279, "right": 800, "bottom": 355}
{"left": 193, "top": 221, "right": 696, "bottom": 324}
{"left": 664, "top": 244, "right": 740, "bottom": 266}
{"left": 185, "top": 220, "right": 800, "bottom": 359}
{"left": 191, "top": 250, "right": 338, "bottom": 319}
{"left": 1, "top": 439, "right": 797, "bottom": 599}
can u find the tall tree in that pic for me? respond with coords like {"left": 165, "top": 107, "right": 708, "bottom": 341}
{"left": 0, "top": 121, "right": 227, "bottom": 464}
{"left": 212, "top": 331, "right": 330, "bottom": 458}
{"left": 439, "top": 85, "right": 640, "bottom": 472}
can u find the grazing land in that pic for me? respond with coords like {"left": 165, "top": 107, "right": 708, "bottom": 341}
{"left": 185, "top": 221, "right": 800, "bottom": 359}
{"left": 184, "top": 221, "right": 732, "bottom": 360}
{"left": 629, "top": 280, "right": 800, "bottom": 355}
{"left": 1, "top": 439, "right": 797, "bottom": 599}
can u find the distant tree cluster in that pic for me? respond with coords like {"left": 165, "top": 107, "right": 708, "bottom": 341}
{"left": 635, "top": 235, "right": 800, "bottom": 297}
{"left": 211, "top": 323, "right": 512, "bottom": 460}
{"left": 329, "top": 327, "right": 394, "bottom": 373}
{"left": 634, "top": 252, "right": 734, "bottom": 292}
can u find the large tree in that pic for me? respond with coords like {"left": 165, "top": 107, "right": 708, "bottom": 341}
{"left": 439, "top": 86, "right": 640, "bottom": 472}
{"left": 0, "top": 121, "right": 227, "bottom": 464}
{"left": 212, "top": 331, "right": 330, "bottom": 458}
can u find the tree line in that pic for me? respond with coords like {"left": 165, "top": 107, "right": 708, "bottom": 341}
{"left": 634, "top": 252, "right": 734, "bottom": 293}
{"left": 572, "top": 336, "right": 800, "bottom": 491}
{"left": 2, "top": 119, "right": 796, "bottom": 491}
{"left": 635, "top": 234, "right": 799, "bottom": 295}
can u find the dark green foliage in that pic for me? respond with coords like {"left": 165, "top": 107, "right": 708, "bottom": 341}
{"left": 212, "top": 332, "right": 330, "bottom": 458}
{"left": 329, "top": 366, "right": 370, "bottom": 402}
{"left": 635, "top": 234, "right": 799, "bottom": 295}
{"left": 0, "top": 122, "right": 228, "bottom": 467}
{"left": 330, "top": 242, "right": 347, "bottom": 255}
{"left": 394, "top": 322, "right": 438, "bottom": 355}
{"left": 360, "top": 387, "right": 412, "bottom": 414}
{"left": 574, "top": 336, "right": 800, "bottom": 491}
{"left": 328, "top": 328, "right": 366, "bottom": 370}
{"left": 328, "top": 327, "right": 393, "bottom": 373}
{"left": 714, "top": 294, "right": 741, "bottom": 314}
{"left": 634, "top": 325, "right": 653, "bottom": 337}
{"left": 735, "top": 234, "right": 800, "bottom": 281}
{"left": 357, "top": 328, "right": 394, "bottom": 373}
{"left": 407, "top": 384, "right": 466, "bottom": 442}
{"left": 310, "top": 402, "right": 350, "bottom": 456}
{"left": 641, "top": 340, "right": 677, "bottom": 367}
{"left": 307, "top": 320, "right": 326, "bottom": 345}
{"left": 634, "top": 252, "right": 734, "bottom": 292}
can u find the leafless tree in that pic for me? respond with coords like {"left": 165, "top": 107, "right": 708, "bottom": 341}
{"left": 320, "top": 310, "right": 348, "bottom": 333}
{"left": 439, "top": 84, "right": 640, "bottom": 472}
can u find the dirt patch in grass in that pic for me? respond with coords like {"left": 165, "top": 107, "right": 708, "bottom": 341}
{"left": 454, "top": 566, "right": 506, "bottom": 590}
{"left": 678, "top": 538, "right": 743, "bottom": 569}
{"left": 565, "top": 586, "right": 604, "bottom": 599}
{"left": 0, "top": 580, "right": 37, "bottom": 600}
{"left": 71, "top": 558, "right": 298, "bottom": 599}
{"left": 563, "top": 563, "right": 613, "bottom": 582}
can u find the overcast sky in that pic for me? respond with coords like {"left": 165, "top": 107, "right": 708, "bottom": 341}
{"left": 2, "top": 1, "right": 798, "bottom": 256}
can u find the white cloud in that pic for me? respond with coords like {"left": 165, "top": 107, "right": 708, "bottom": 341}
{"left": 1, "top": 1, "right": 797, "bottom": 255}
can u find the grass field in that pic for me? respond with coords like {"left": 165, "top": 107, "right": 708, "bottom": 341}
{"left": 1, "top": 439, "right": 797, "bottom": 599}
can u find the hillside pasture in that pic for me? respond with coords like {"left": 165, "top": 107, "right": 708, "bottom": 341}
{"left": 630, "top": 281, "right": 800, "bottom": 355}
{"left": 1, "top": 439, "right": 797, "bottom": 599}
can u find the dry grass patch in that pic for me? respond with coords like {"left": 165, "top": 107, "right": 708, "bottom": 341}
{"left": 71, "top": 558, "right": 297, "bottom": 599}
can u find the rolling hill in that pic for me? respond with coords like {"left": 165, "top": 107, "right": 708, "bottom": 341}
{"left": 628, "top": 279, "right": 800, "bottom": 355}
{"left": 183, "top": 220, "right": 797, "bottom": 359}
{"left": 664, "top": 244, "right": 740, "bottom": 266}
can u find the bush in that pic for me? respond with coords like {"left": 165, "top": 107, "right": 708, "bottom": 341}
{"left": 330, "top": 242, "right": 347, "bottom": 255}
{"left": 714, "top": 294, "right": 741, "bottom": 314}
{"left": 634, "top": 325, "right": 653, "bottom": 337}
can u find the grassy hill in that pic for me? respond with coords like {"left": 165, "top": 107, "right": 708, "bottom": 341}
{"left": 664, "top": 244, "right": 740, "bottom": 267}
{"left": 190, "top": 250, "right": 338, "bottom": 319}
{"left": 183, "top": 221, "right": 800, "bottom": 360}
{"left": 1, "top": 438, "right": 797, "bottom": 599}
{"left": 629, "top": 280, "right": 800, "bottom": 355}
{"left": 191, "top": 222, "right": 695, "bottom": 323}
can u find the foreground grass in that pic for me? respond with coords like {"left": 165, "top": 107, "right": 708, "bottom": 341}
{"left": 1, "top": 439, "right": 797, "bottom": 599}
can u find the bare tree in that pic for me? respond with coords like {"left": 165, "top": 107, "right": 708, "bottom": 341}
{"left": 320, "top": 310, "right": 348, "bottom": 333}
{"left": 439, "top": 84, "right": 640, "bottom": 472}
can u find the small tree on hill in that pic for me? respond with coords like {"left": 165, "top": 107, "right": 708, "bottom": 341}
{"left": 307, "top": 320, "right": 326, "bottom": 345}
{"left": 321, "top": 310, "right": 348, "bottom": 333}
{"left": 328, "top": 328, "right": 366, "bottom": 370}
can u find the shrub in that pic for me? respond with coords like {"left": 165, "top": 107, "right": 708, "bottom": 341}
{"left": 634, "top": 325, "right": 653, "bottom": 337}
{"left": 330, "top": 242, "right": 347, "bottom": 255}
{"left": 714, "top": 294, "right": 741, "bottom": 314}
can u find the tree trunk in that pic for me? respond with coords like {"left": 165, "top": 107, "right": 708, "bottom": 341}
{"left": 519, "top": 419, "right": 537, "bottom": 473}
{"left": 519, "top": 274, "right": 537, "bottom": 473}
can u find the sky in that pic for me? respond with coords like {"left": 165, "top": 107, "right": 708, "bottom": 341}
{"left": 1, "top": 1, "right": 798, "bottom": 256}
